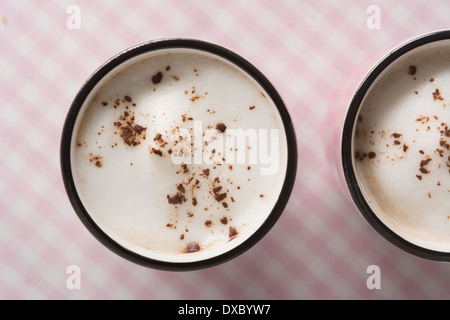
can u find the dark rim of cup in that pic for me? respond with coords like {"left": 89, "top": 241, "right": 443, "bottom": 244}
{"left": 342, "top": 30, "right": 450, "bottom": 262}
{"left": 60, "top": 38, "right": 298, "bottom": 271}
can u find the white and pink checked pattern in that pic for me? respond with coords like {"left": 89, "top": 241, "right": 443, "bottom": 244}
{"left": 1, "top": 0, "right": 450, "bottom": 299}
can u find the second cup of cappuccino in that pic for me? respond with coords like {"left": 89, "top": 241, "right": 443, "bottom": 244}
{"left": 342, "top": 31, "right": 450, "bottom": 260}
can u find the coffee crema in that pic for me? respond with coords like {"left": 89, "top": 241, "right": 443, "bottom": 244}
{"left": 352, "top": 41, "right": 450, "bottom": 252}
{"left": 70, "top": 48, "right": 288, "bottom": 263}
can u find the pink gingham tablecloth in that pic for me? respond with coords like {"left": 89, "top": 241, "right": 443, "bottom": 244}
{"left": 1, "top": 0, "right": 450, "bottom": 299}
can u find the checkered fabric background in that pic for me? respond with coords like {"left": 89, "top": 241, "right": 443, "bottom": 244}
{"left": 1, "top": 0, "right": 450, "bottom": 300}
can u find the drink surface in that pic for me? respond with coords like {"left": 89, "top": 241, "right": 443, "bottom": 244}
{"left": 71, "top": 48, "right": 288, "bottom": 262}
{"left": 353, "top": 41, "right": 450, "bottom": 252}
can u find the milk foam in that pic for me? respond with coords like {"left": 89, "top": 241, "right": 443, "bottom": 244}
{"left": 71, "top": 48, "right": 288, "bottom": 262}
{"left": 353, "top": 41, "right": 450, "bottom": 252}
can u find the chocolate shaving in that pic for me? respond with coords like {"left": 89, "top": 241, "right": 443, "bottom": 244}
{"left": 177, "top": 183, "right": 186, "bottom": 193}
{"left": 403, "top": 144, "right": 409, "bottom": 152}
{"left": 167, "top": 193, "right": 187, "bottom": 205}
{"left": 229, "top": 227, "right": 238, "bottom": 239}
{"left": 186, "top": 243, "right": 200, "bottom": 253}
{"left": 408, "top": 65, "right": 417, "bottom": 75}
{"left": 433, "top": 88, "right": 444, "bottom": 101}
{"left": 420, "top": 159, "right": 432, "bottom": 167}
{"left": 419, "top": 167, "right": 429, "bottom": 174}
{"left": 151, "top": 148, "right": 163, "bottom": 157}
{"left": 215, "top": 193, "right": 227, "bottom": 202}
{"left": 216, "top": 123, "right": 226, "bottom": 133}
{"left": 133, "top": 124, "right": 145, "bottom": 134}
{"left": 152, "top": 72, "right": 163, "bottom": 84}
{"left": 116, "top": 110, "right": 147, "bottom": 146}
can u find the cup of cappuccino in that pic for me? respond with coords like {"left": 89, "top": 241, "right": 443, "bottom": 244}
{"left": 340, "top": 30, "right": 450, "bottom": 261}
{"left": 60, "top": 38, "right": 297, "bottom": 271}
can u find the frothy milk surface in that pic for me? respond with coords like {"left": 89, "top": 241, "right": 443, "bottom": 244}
{"left": 71, "top": 48, "right": 288, "bottom": 262}
{"left": 353, "top": 41, "right": 450, "bottom": 252}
